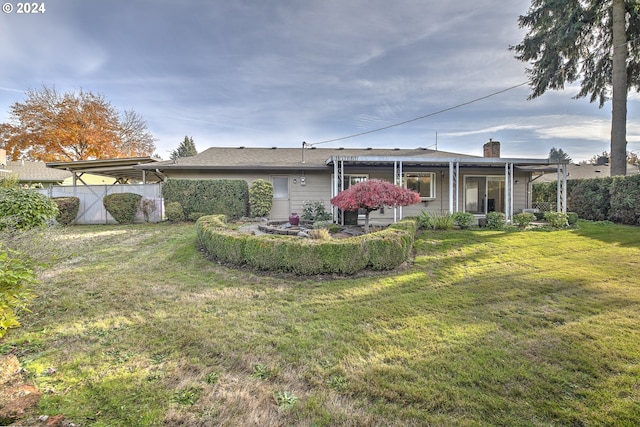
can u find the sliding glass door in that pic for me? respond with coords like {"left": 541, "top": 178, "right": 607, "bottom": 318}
{"left": 464, "top": 176, "right": 505, "bottom": 214}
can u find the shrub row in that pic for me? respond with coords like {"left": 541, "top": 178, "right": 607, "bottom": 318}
{"left": 162, "top": 179, "right": 249, "bottom": 220}
{"left": 196, "top": 215, "right": 417, "bottom": 275}
{"left": 534, "top": 175, "right": 640, "bottom": 225}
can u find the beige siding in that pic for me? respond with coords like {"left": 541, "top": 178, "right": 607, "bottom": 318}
{"left": 162, "top": 165, "right": 533, "bottom": 223}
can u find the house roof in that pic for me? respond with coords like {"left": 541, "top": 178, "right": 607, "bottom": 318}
{"left": 46, "top": 157, "right": 163, "bottom": 183}
{"left": 1, "top": 160, "right": 72, "bottom": 183}
{"left": 535, "top": 163, "right": 640, "bottom": 182}
{"left": 135, "top": 146, "right": 555, "bottom": 172}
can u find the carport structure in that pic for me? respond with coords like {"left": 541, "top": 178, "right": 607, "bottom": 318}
{"left": 45, "top": 157, "right": 165, "bottom": 185}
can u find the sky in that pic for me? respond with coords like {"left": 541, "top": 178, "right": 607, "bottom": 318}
{"left": 1, "top": 0, "right": 639, "bottom": 162}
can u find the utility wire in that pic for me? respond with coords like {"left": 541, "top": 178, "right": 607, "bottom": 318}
{"left": 307, "top": 36, "right": 640, "bottom": 147}
{"left": 308, "top": 81, "right": 530, "bottom": 146}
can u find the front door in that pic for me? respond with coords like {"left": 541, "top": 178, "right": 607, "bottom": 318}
{"left": 270, "top": 175, "right": 290, "bottom": 220}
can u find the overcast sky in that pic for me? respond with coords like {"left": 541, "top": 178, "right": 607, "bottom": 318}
{"left": 1, "top": 0, "right": 638, "bottom": 161}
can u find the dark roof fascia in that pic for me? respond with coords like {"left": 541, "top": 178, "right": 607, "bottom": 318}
{"left": 326, "top": 155, "right": 558, "bottom": 167}
{"left": 134, "top": 164, "right": 329, "bottom": 171}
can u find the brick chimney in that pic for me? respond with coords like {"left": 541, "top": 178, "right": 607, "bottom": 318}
{"left": 483, "top": 139, "right": 500, "bottom": 158}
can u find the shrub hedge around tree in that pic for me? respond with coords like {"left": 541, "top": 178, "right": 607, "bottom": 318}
{"left": 162, "top": 179, "right": 249, "bottom": 220}
{"left": 196, "top": 215, "right": 417, "bottom": 275}
{"left": 52, "top": 197, "right": 80, "bottom": 225}
{"left": 103, "top": 193, "right": 142, "bottom": 224}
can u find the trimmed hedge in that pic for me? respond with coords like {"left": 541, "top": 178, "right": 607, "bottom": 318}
{"left": 162, "top": 179, "right": 249, "bottom": 220}
{"left": 536, "top": 175, "right": 640, "bottom": 225}
{"left": 52, "top": 197, "right": 80, "bottom": 225}
{"left": 609, "top": 175, "right": 640, "bottom": 225}
{"left": 568, "top": 177, "right": 612, "bottom": 221}
{"left": 103, "top": 193, "right": 142, "bottom": 224}
{"left": 196, "top": 215, "right": 417, "bottom": 275}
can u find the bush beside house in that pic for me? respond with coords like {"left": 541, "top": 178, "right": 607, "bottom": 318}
{"left": 248, "top": 179, "right": 274, "bottom": 217}
{"left": 162, "top": 179, "right": 249, "bottom": 220}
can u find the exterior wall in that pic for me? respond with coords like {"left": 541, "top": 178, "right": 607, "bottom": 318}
{"left": 161, "top": 166, "right": 533, "bottom": 223}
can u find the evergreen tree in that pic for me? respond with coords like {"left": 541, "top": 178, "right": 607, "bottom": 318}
{"left": 548, "top": 147, "right": 572, "bottom": 163}
{"left": 170, "top": 136, "right": 197, "bottom": 161}
{"left": 511, "top": 0, "right": 640, "bottom": 176}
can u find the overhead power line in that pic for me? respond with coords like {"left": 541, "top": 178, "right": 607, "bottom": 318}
{"left": 308, "top": 36, "right": 640, "bottom": 147}
{"left": 308, "top": 81, "right": 530, "bottom": 146}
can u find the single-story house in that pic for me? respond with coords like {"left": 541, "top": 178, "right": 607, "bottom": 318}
{"left": 134, "top": 140, "right": 566, "bottom": 224}
{"left": 0, "top": 149, "right": 72, "bottom": 187}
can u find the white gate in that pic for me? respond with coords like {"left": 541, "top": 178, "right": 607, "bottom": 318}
{"left": 38, "top": 184, "right": 163, "bottom": 224}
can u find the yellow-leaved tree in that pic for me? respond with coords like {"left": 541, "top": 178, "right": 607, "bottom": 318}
{"left": 0, "top": 85, "right": 156, "bottom": 161}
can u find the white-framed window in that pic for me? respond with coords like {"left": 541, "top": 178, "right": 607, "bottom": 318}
{"left": 405, "top": 172, "right": 436, "bottom": 200}
{"left": 331, "top": 174, "right": 369, "bottom": 197}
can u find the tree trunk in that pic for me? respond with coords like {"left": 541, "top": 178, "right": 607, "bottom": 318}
{"left": 364, "top": 211, "right": 371, "bottom": 233}
{"left": 610, "top": 0, "right": 628, "bottom": 176}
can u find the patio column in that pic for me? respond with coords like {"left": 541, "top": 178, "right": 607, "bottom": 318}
{"left": 393, "top": 160, "right": 403, "bottom": 222}
{"left": 333, "top": 160, "right": 339, "bottom": 223}
{"left": 448, "top": 161, "right": 459, "bottom": 213}
{"left": 557, "top": 163, "right": 567, "bottom": 213}
{"left": 504, "top": 162, "right": 514, "bottom": 222}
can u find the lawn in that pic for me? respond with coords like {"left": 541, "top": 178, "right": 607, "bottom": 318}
{"left": 1, "top": 220, "right": 639, "bottom": 426}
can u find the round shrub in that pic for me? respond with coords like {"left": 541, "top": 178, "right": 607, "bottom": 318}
{"left": 485, "top": 212, "right": 506, "bottom": 230}
{"left": 249, "top": 179, "right": 274, "bottom": 217}
{"left": 0, "top": 188, "right": 58, "bottom": 230}
{"left": 103, "top": 193, "right": 142, "bottom": 224}
{"left": 567, "top": 212, "right": 579, "bottom": 225}
{"left": 513, "top": 212, "right": 536, "bottom": 228}
{"left": 452, "top": 211, "right": 475, "bottom": 229}
{"left": 544, "top": 211, "right": 568, "bottom": 228}
{"left": 53, "top": 197, "right": 80, "bottom": 225}
{"left": 165, "top": 201, "right": 185, "bottom": 222}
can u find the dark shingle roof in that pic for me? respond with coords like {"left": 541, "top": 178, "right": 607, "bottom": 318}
{"left": 139, "top": 147, "right": 480, "bottom": 171}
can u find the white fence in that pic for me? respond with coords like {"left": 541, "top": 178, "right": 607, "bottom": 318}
{"left": 38, "top": 184, "right": 163, "bottom": 224}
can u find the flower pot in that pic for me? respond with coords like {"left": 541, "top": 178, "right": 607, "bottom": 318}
{"left": 289, "top": 213, "right": 300, "bottom": 226}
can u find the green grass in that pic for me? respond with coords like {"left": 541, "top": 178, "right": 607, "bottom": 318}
{"left": 1, "top": 220, "right": 639, "bottom": 426}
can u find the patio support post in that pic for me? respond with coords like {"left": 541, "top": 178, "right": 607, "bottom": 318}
{"left": 393, "top": 161, "right": 398, "bottom": 223}
{"left": 557, "top": 162, "right": 567, "bottom": 213}
{"left": 504, "top": 162, "right": 514, "bottom": 222}
{"left": 448, "top": 161, "right": 459, "bottom": 214}
{"left": 340, "top": 160, "right": 345, "bottom": 225}
{"left": 455, "top": 161, "right": 459, "bottom": 213}
{"left": 449, "top": 162, "right": 454, "bottom": 214}
{"left": 333, "top": 160, "right": 339, "bottom": 223}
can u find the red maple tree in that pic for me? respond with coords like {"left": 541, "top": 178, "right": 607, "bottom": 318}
{"left": 330, "top": 179, "right": 421, "bottom": 232}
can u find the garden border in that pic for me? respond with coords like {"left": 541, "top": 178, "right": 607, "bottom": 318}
{"left": 196, "top": 215, "right": 418, "bottom": 275}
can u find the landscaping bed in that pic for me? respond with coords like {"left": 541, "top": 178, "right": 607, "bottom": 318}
{"left": 197, "top": 215, "right": 417, "bottom": 275}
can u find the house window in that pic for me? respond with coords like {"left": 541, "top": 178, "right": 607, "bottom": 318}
{"left": 405, "top": 173, "right": 436, "bottom": 200}
{"left": 272, "top": 176, "right": 289, "bottom": 199}
{"left": 331, "top": 174, "right": 368, "bottom": 196}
